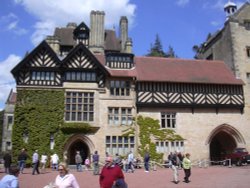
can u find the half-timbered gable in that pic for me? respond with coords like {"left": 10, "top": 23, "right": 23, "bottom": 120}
{"left": 135, "top": 57, "right": 244, "bottom": 111}
{"left": 73, "top": 22, "right": 90, "bottom": 46}
{"left": 11, "top": 41, "right": 61, "bottom": 86}
{"left": 62, "top": 44, "right": 109, "bottom": 87}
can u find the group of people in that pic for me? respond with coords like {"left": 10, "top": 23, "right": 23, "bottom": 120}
{"left": 75, "top": 151, "right": 91, "bottom": 172}
{"left": 168, "top": 151, "right": 192, "bottom": 184}
{"left": 0, "top": 149, "right": 191, "bottom": 187}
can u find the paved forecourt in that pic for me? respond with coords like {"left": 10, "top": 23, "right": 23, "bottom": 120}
{"left": 0, "top": 165, "right": 250, "bottom": 188}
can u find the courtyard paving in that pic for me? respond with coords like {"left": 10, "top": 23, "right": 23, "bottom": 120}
{"left": 0, "top": 165, "right": 250, "bottom": 188}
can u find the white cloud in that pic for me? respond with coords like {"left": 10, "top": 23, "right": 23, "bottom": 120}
{"left": 0, "top": 12, "right": 28, "bottom": 35}
{"left": 210, "top": 21, "right": 220, "bottom": 26}
{"left": 14, "top": 0, "right": 136, "bottom": 45}
{"left": 209, "top": 0, "right": 245, "bottom": 10}
{"left": 176, "top": 0, "right": 190, "bottom": 7}
{"left": 0, "top": 55, "right": 21, "bottom": 110}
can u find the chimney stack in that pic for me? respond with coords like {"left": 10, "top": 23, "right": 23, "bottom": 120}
{"left": 46, "top": 36, "right": 60, "bottom": 54}
{"left": 89, "top": 11, "right": 105, "bottom": 54}
{"left": 119, "top": 16, "right": 128, "bottom": 52}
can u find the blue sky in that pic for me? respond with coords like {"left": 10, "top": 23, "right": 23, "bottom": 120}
{"left": 0, "top": 0, "right": 246, "bottom": 110}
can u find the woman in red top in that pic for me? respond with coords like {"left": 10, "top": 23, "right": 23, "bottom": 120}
{"left": 99, "top": 156, "right": 126, "bottom": 188}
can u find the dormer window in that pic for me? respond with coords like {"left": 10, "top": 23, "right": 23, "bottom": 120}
{"left": 105, "top": 52, "right": 134, "bottom": 69}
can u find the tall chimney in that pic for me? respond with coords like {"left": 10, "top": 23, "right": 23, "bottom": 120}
{"left": 89, "top": 11, "right": 105, "bottom": 54}
{"left": 45, "top": 36, "right": 60, "bottom": 55}
{"left": 125, "top": 38, "right": 133, "bottom": 53}
{"left": 119, "top": 16, "right": 128, "bottom": 52}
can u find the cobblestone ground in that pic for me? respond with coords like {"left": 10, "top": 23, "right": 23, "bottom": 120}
{"left": 1, "top": 165, "right": 250, "bottom": 188}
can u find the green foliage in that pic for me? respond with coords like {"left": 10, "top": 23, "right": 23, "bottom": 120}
{"left": 165, "top": 45, "right": 177, "bottom": 58}
{"left": 122, "top": 115, "right": 184, "bottom": 162}
{"left": 12, "top": 89, "right": 67, "bottom": 165}
{"left": 146, "top": 34, "right": 167, "bottom": 57}
{"left": 146, "top": 34, "right": 178, "bottom": 58}
{"left": 61, "top": 122, "right": 98, "bottom": 134}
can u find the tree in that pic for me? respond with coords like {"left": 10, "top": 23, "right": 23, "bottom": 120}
{"left": 146, "top": 34, "right": 167, "bottom": 57}
{"left": 166, "top": 45, "right": 177, "bottom": 58}
{"left": 146, "top": 34, "right": 178, "bottom": 58}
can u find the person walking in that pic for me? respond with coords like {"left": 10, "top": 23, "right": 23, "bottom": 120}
{"left": 92, "top": 151, "right": 99, "bottom": 175}
{"left": 99, "top": 157, "right": 127, "bottom": 188}
{"left": 3, "top": 152, "right": 12, "bottom": 174}
{"left": 18, "top": 148, "right": 28, "bottom": 174}
{"left": 41, "top": 153, "right": 48, "bottom": 173}
{"left": 54, "top": 162, "right": 80, "bottom": 188}
{"left": 75, "top": 151, "right": 83, "bottom": 172}
{"left": 32, "top": 150, "right": 40, "bottom": 175}
{"left": 0, "top": 165, "right": 20, "bottom": 188}
{"left": 144, "top": 151, "right": 150, "bottom": 172}
{"left": 127, "top": 151, "right": 134, "bottom": 173}
{"left": 170, "top": 151, "right": 179, "bottom": 184}
{"left": 182, "top": 153, "right": 192, "bottom": 183}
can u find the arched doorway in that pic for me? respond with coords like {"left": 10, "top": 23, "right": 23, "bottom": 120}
{"left": 206, "top": 124, "right": 246, "bottom": 161}
{"left": 64, "top": 134, "right": 94, "bottom": 165}
{"left": 68, "top": 140, "right": 89, "bottom": 164}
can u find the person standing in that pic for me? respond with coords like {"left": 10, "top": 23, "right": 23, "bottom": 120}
{"left": 75, "top": 151, "right": 83, "bottom": 172}
{"left": 182, "top": 153, "right": 192, "bottom": 183}
{"left": 3, "top": 152, "right": 12, "bottom": 174}
{"left": 32, "top": 150, "right": 40, "bottom": 175}
{"left": 54, "top": 162, "right": 80, "bottom": 188}
{"left": 40, "top": 153, "right": 48, "bottom": 173}
{"left": 114, "top": 153, "right": 123, "bottom": 169}
{"left": 84, "top": 157, "right": 90, "bottom": 171}
{"left": 0, "top": 165, "right": 20, "bottom": 188}
{"left": 92, "top": 151, "right": 99, "bottom": 175}
{"left": 127, "top": 151, "right": 134, "bottom": 173}
{"left": 18, "top": 148, "right": 28, "bottom": 174}
{"left": 144, "top": 151, "right": 150, "bottom": 172}
{"left": 51, "top": 153, "right": 59, "bottom": 171}
{"left": 99, "top": 157, "right": 127, "bottom": 188}
{"left": 170, "top": 151, "right": 179, "bottom": 184}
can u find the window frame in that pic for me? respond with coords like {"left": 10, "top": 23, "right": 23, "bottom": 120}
{"left": 105, "top": 135, "right": 135, "bottom": 156}
{"left": 110, "top": 80, "right": 130, "bottom": 96}
{"left": 65, "top": 92, "right": 94, "bottom": 122}
{"left": 161, "top": 112, "right": 176, "bottom": 129}
{"left": 108, "top": 107, "right": 133, "bottom": 126}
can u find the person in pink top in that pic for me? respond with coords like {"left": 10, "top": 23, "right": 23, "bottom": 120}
{"left": 54, "top": 162, "right": 80, "bottom": 188}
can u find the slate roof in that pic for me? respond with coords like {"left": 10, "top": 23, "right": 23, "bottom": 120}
{"left": 54, "top": 27, "right": 121, "bottom": 51}
{"left": 6, "top": 89, "right": 17, "bottom": 104}
{"left": 54, "top": 27, "right": 76, "bottom": 46}
{"left": 96, "top": 55, "right": 243, "bottom": 85}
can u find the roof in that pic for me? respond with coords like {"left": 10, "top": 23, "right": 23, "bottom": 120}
{"left": 6, "top": 89, "right": 17, "bottom": 104}
{"left": 95, "top": 54, "right": 137, "bottom": 77}
{"left": 104, "top": 30, "right": 121, "bottom": 51}
{"left": 135, "top": 57, "right": 243, "bottom": 85}
{"left": 54, "top": 27, "right": 76, "bottom": 46}
{"left": 95, "top": 55, "right": 243, "bottom": 85}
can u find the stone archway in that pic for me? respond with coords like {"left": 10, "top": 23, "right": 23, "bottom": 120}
{"left": 64, "top": 134, "right": 94, "bottom": 165}
{"left": 206, "top": 124, "right": 246, "bottom": 161}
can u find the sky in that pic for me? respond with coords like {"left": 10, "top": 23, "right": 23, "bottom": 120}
{"left": 0, "top": 0, "right": 247, "bottom": 110}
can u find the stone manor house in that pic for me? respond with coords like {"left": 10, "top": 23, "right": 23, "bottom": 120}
{"left": 2, "top": 1, "right": 250, "bottom": 164}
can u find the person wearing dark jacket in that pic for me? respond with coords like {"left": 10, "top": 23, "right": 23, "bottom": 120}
{"left": 3, "top": 152, "right": 12, "bottom": 174}
{"left": 18, "top": 148, "right": 28, "bottom": 174}
{"left": 144, "top": 152, "right": 150, "bottom": 172}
